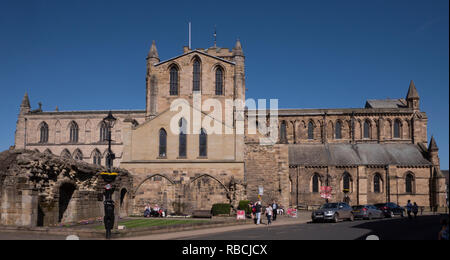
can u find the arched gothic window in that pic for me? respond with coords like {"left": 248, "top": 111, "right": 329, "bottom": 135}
{"left": 308, "top": 121, "right": 314, "bottom": 140}
{"left": 61, "top": 149, "right": 71, "bottom": 159}
{"left": 100, "top": 122, "right": 108, "bottom": 142}
{"left": 406, "top": 173, "right": 414, "bottom": 193}
{"left": 280, "top": 121, "right": 287, "bottom": 143}
{"left": 69, "top": 122, "right": 79, "bottom": 143}
{"left": 159, "top": 128, "right": 167, "bottom": 158}
{"left": 193, "top": 58, "right": 201, "bottom": 92}
{"left": 40, "top": 122, "right": 49, "bottom": 143}
{"left": 179, "top": 118, "right": 187, "bottom": 158}
{"left": 169, "top": 66, "right": 179, "bottom": 96}
{"left": 312, "top": 174, "right": 320, "bottom": 193}
{"left": 335, "top": 121, "right": 342, "bottom": 140}
{"left": 93, "top": 150, "right": 102, "bottom": 165}
{"left": 394, "top": 119, "right": 401, "bottom": 139}
{"left": 73, "top": 150, "right": 83, "bottom": 161}
{"left": 199, "top": 128, "right": 207, "bottom": 157}
{"left": 215, "top": 67, "right": 224, "bottom": 95}
{"left": 374, "top": 174, "right": 381, "bottom": 193}
{"left": 343, "top": 172, "right": 351, "bottom": 191}
{"left": 363, "top": 120, "right": 371, "bottom": 139}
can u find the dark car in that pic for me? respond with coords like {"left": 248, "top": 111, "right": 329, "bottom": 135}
{"left": 352, "top": 205, "right": 384, "bottom": 220}
{"left": 374, "top": 202, "right": 405, "bottom": 218}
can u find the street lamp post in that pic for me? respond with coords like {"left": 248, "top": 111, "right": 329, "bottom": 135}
{"left": 100, "top": 111, "right": 117, "bottom": 239}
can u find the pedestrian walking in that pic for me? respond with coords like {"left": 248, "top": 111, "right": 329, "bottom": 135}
{"left": 255, "top": 201, "right": 262, "bottom": 225}
{"left": 406, "top": 200, "right": 413, "bottom": 220}
{"left": 272, "top": 201, "right": 278, "bottom": 221}
{"left": 265, "top": 204, "right": 273, "bottom": 225}
{"left": 412, "top": 202, "right": 419, "bottom": 219}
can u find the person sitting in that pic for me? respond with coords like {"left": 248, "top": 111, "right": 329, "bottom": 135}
{"left": 144, "top": 204, "right": 151, "bottom": 218}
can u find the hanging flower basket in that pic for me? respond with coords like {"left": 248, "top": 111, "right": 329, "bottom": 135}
{"left": 100, "top": 172, "right": 118, "bottom": 183}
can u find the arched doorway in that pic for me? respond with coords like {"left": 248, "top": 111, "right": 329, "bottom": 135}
{"left": 120, "top": 188, "right": 129, "bottom": 218}
{"left": 58, "top": 183, "right": 76, "bottom": 223}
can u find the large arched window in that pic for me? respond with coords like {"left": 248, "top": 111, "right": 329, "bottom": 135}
{"left": 406, "top": 173, "right": 414, "bottom": 193}
{"left": 280, "top": 121, "right": 287, "bottom": 143}
{"left": 308, "top": 121, "right": 314, "bottom": 140}
{"left": 169, "top": 66, "right": 179, "bottom": 96}
{"left": 199, "top": 128, "right": 207, "bottom": 157}
{"left": 215, "top": 66, "right": 224, "bottom": 95}
{"left": 40, "top": 122, "right": 49, "bottom": 143}
{"left": 69, "top": 121, "right": 79, "bottom": 143}
{"left": 374, "top": 173, "right": 382, "bottom": 193}
{"left": 92, "top": 149, "right": 102, "bottom": 165}
{"left": 193, "top": 57, "right": 201, "bottom": 92}
{"left": 312, "top": 174, "right": 320, "bottom": 193}
{"left": 159, "top": 128, "right": 167, "bottom": 158}
{"left": 100, "top": 122, "right": 108, "bottom": 142}
{"left": 335, "top": 121, "right": 342, "bottom": 140}
{"left": 179, "top": 118, "right": 187, "bottom": 158}
{"left": 363, "top": 120, "right": 371, "bottom": 139}
{"left": 394, "top": 119, "right": 401, "bottom": 139}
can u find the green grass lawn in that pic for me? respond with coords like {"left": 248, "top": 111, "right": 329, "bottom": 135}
{"left": 94, "top": 218, "right": 210, "bottom": 230}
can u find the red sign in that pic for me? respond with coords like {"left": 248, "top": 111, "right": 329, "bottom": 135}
{"left": 236, "top": 210, "right": 246, "bottom": 220}
{"left": 320, "top": 186, "right": 332, "bottom": 199}
{"left": 287, "top": 208, "right": 297, "bottom": 218}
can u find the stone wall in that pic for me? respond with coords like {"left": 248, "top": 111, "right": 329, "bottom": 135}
{"left": 244, "top": 143, "right": 290, "bottom": 208}
{"left": 0, "top": 149, "right": 132, "bottom": 227}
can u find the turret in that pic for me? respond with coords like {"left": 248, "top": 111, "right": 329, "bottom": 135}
{"left": 146, "top": 41, "right": 159, "bottom": 120}
{"left": 20, "top": 92, "right": 31, "bottom": 114}
{"left": 406, "top": 80, "right": 420, "bottom": 110}
{"left": 232, "top": 39, "right": 245, "bottom": 101}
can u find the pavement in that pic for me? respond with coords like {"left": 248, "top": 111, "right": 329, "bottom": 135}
{"left": 119, "top": 212, "right": 311, "bottom": 240}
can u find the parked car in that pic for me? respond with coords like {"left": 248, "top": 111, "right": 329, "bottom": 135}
{"left": 312, "top": 202, "right": 354, "bottom": 223}
{"left": 352, "top": 205, "right": 384, "bottom": 220}
{"left": 374, "top": 203, "right": 405, "bottom": 218}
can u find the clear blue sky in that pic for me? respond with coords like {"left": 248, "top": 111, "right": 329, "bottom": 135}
{"left": 0, "top": 0, "right": 448, "bottom": 169}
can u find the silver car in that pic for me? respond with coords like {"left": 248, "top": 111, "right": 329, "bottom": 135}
{"left": 312, "top": 202, "right": 354, "bottom": 223}
{"left": 352, "top": 205, "right": 384, "bottom": 220}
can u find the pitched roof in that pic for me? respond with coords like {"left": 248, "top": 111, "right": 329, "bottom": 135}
{"left": 365, "top": 99, "right": 407, "bottom": 109}
{"left": 289, "top": 143, "right": 432, "bottom": 167}
{"left": 155, "top": 50, "right": 235, "bottom": 67}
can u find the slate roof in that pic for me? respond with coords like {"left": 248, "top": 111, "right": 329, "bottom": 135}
{"left": 289, "top": 143, "right": 432, "bottom": 167}
{"left": 365, "top": 99, "right": 408, "bottom": 109}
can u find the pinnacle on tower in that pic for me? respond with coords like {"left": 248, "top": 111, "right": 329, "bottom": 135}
{"left": 428, "top": 135, "right": 439, "bottom": 152}
{"left": 233, "top": 39, "right": 244, "bottom": 57}
{"left": 21, "top": 92, "right": 30, "bottom": 108}
{"left": 406, "top": 80, "right": 419, "bottom": 100}
{"left": 147, "top": 40, "right": 159, "bottom": 61}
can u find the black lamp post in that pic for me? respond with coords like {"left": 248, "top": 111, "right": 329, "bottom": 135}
{"left": 100, "top": 111, "right": 117, "bottom": 239}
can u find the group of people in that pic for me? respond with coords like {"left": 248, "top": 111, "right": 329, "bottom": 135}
{"left": 249, "top": 201, "right": 283, "bottom": 225}
{"left": 144, "top": 203, "right": 166, "bottom": 218}
{"left": 406, "top": 200, "right": 421, "bottom": 219}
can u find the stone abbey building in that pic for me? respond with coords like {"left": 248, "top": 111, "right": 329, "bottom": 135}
{"left": 10, "top": 39, "right": 447, "bottom": 221}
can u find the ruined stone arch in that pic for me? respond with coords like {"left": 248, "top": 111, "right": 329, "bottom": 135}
{"left": 133, "top": 174, "right": 176, "bottom": 215}
{"left": 188, "top": 174, "right": 230, "bottom": 212}
{"left": 134, "top": 174, "right": 175, "bottom": 193}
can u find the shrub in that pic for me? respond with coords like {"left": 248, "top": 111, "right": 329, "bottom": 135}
{"left": 238, "top": 200, "right": 251, "bottom": 214}
{"left": 211, "top": 203, "right": 231, "bottom": 216}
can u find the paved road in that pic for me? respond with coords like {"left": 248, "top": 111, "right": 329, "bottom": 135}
{"left": 179, "top": 214, "right": 448, "bottom": 240}
{"left": 0, "top": 231, "right": 68, "bottom": 240}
